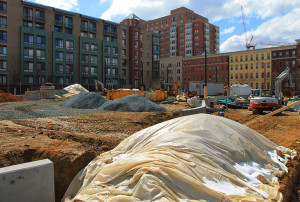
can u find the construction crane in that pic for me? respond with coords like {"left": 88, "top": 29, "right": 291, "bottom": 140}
{"left": 241, "top": 6, "right": 255, "bottom": 50}
{"left": 251, "top": 41, "right": 295, "bottom": 48}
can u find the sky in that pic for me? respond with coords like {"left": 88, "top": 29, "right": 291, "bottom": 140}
{"left": 32, "top": 0, "right": 300, "bottom": 53}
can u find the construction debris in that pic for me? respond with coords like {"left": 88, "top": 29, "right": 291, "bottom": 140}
{"left": 0, "top": 90, "right": 24, "bottom": 103}
{"left": 63, "top": 114, "right": 296, "bottom": 201}
{"left": 61, "top": 92, "right": 107, "bottom": 109}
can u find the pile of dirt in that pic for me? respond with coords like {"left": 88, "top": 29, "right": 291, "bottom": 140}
{"left": 61, "top": 92, "right": 107, "bottom": 109}
{"left": 98, "top": 94, "right": 168, "bottom": 112}
{"left": 0, "top": 90, "right": 24, "bottom": 103}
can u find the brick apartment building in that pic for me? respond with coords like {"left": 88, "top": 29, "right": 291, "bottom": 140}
{"left": 120, "top": 7, "right": 220, "bottom": 58}
{"left": 0, "top": 0, "right": 159, "bottom": 93}
{"left": 182, "top": 54, "right": 229, "bottom": 90}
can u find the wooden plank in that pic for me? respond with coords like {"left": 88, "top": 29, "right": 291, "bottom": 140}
{"left": 245, "top": 100, "right": 300, "bottom": 126}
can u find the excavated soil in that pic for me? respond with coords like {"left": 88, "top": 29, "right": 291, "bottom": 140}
{"left": 0, "top": 101, "right": 299, "bottom": 201}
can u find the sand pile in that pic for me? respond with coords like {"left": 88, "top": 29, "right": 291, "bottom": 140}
{"left": 98, "top": 94, "right": 167, "bottom": 112}
{"left": 61, "top": 92, "right": 107, "bottom": 109}
{"left": 0, "top": 90, "right": 24, "bottom": 103}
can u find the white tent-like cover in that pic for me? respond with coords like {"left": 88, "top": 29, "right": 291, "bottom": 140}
{"left": 63, "top": 114, "right": 296, "bottom": 201}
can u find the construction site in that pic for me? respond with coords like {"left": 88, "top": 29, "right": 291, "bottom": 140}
{"left": 0, "top": 81, "right": 299, "bottom": 202}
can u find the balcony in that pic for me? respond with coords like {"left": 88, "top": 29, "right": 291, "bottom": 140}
{"left": 36, "top": 16, "right": 45, "bottom": 23}
{"left": 23, "top": 14, "right": 33, "bottom": 21}
{"left": 65, "top": 22, "right": 73, "bottom": 28}
{"left": 81, "top": 26, "right": 88, "bottom": 32}
{"left": 111, "top": 32, "right": 117, "bottom": 37}
{"left": 55, "top": 20, "right": 63, "bottom": 26}
{"left": 104, "top": 30, "right": 110, "bottom": 36}
{"left": 89, "top": 27, "right": 96, "bottom": 33}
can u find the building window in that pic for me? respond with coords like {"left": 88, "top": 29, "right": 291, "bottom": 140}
{"left": 134, "top": 30, "right": 138, "bottom": 38}
{"left": 36, "top": 10, "right": 45, "bottom": 23}
{"left": 82, "top": 54, "right": 89, "bottom": 63}
{"left": 0, "top": 2, "right": 7, "bottom": 13}
{"left": 23, "top": 21, "right": 33, "bottom": 27}
{"left": 24, "top": 34, "right": 34, "bottom": 45}
{"left": 81, "top": 32, "right": 88, "bottom": 37}
{"left": 105, "top": 57, "right": 111, "bottom": 65}
{"left": 122, "top": 59, "right": 126, "bottom": 66}
{"left": 54, "top": 27, "right": 62, "bottom": 32}
{"left": 23, "top": 7, "right": 33, "bottom": 20}
{"left": 0, "top": 45, "right": 6, "bottom": 56}
{"left": 65, "top": 28, "right": 72, "bottom": 34}
{"left": 91, "top": 67, "right": 97, "bottom": 75}
{"left": 36, "top": 62, "right": 45, "bottom": 72}
{"left": 55, "top": 51, "right": 63, "bottom": 61}
{"left": 66, "top": 53, "right": 74, "bottom": 62}
{"left": 135, "top": 50, "right": 138, "bottom": 58}
{"left": 82, "top": 43, "right": 89, "bottom": 51}
{"left": 112, "top": 47, "right": 118, "bottom": 55}
{"left": 122, "top": 49, "right": 126, "bottom": 57}
{"left": 36, "top": 49, "right": 45, "bottom": 59}
{"left": 112, "top": 58, "right": 118, "bottom": 66}
{"left": 36, "top": 36, "right": 46, "bottom": 46}
{"left": 261, "top": 54, "right": 264, "bottom": 60}
{"left": 65, "top": 16, "right": 73, "bottom": 28}
{"left": 54, "top": 14, "right": 63, "bottom": 26}
{"left": 24, "top": 48, "right": 34, "bottom": 58}
{"left": 0, "top": 16, "right": 6, "bottom": 27}
{"left": 36, "top": 23, "right": 44, "bottom": 29}
{"left": 24, "top": 62, "right": 34, "bottom": 72}
{"left": 122, "top": 39, "right": 126, "bottom": 47}
{"left": 285, "top": 51, "right": 289, "bottom": 57}
{"left": 0, "top": 60, "right": 6, "bottom": 71}
{"left": 82, "top": 66, "right": 89, "bottom": 75}
{"left": 66, "top": 64, "right": 74, "bottom": 74}
{"left": 122, "top": 29, "right": 126, "bottom": 37}
{"left": 55, "top": 38, "right": 64, "bottom": 48}
{"left": 90, "top": 22, "right": 96, "bottom": 32}
{"left": 66, "top": 40, "right": 74, "bottom": 50}
{"left": 91, "top": 55, "right": 97, "bottom": 64}
{"left": 55, "top": 64, "right": 64, "bottom": 74}
{"left": 91, "top": 44, "right": 97, "bottom": 53}
{"left": 105, "top": 46, "right": 111, "bottom": 54}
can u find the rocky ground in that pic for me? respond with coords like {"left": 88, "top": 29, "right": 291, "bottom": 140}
{"left": 0, "top": 100, "right": 299, "bottom": 201}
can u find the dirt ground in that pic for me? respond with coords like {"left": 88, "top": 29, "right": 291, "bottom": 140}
{"left": 0, "top": 102, "right": 299, "bottom": 201}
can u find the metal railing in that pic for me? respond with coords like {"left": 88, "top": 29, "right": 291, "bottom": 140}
{"left": 54, "top": 20, "right": 63, "bottom": 26}
{"left": 65, "top": 22, "right": 73, "bottom": 28}
{"left": 36, "top": 16, "right": 45, "bottom": 23}
{"left": 23, "top": 14, "right": 33, "bottom": 21}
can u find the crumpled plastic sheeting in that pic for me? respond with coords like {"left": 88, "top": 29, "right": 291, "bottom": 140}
{"left": 64, "top": 84, "right": 88, "bottom": 94}
{"left": 63, "top": 114, "right": 296, "bottom": 202}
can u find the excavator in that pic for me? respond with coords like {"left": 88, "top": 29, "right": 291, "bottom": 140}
{"left": 167, "top": 80, "right": 183, "bottom": 96}
{"left": 249, "top": 67, "right": 293, "bottom": 114}
{"left": 94, "top": 79, "right": 113, "bottom": 96}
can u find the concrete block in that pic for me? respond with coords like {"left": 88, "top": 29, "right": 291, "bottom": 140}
{"left": 25, "top": 90, "right": 41, "bottom": 100}
{"left": 0, "top": 159, "right": 55, "bottom": 202}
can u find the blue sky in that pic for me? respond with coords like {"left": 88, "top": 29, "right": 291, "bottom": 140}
{"left": 32, "top": 0, "right": 300, "bottom": 53}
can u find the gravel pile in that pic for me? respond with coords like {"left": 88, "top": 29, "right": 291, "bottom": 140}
{"left": 97, "top": 94, "right": 167, "bottom": 112}
{"left": 61, "top": 92, "right": 107, "bottom": 109}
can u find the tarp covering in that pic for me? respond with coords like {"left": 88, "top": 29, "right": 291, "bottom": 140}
{"left": 63, "top": 114, "right": 296, "bottom": 201}
{"left": 64, "top": 84, "right": 88, "bottom": 94}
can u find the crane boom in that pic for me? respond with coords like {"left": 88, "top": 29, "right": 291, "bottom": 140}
{"left": 241, "top": 6, "right": 255, "bottom": 50}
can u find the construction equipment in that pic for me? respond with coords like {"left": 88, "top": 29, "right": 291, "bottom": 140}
{"left": 249, "top": 67, "right": 292, "bottom": 114}
{"left": 94, "top": 79, "right": 104, "bottom": 94}
{"left": 172, "top": 80, "right": 183, "bottom": 96}
{"left": 241, "top": 6, "right": 255, "bottom": 50}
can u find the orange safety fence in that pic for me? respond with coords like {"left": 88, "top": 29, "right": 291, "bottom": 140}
{"left": 106, "top": 90, "right": 167, "bottom": 102}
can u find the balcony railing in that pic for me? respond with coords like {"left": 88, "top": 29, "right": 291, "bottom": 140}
{"left": 111, "top": 32, "right": 117, "bottom": 37}
{"left": 89, "top": 27, "right": 96, "bottom": 33}
{"left": 104, "top": 30, "right": 110, "bottom": 35}
{"left": 65, "top": 22, "right": 73, "bottom": 28}
{"left": 81, "top": 26, "right": 88, "bottom": 31}
{"left": 23, "top": 14, "right": 33, "bottom": 21}
{"left": 36, "top": 16, "right": 45, "bottom": 23}
{"left": 55, "top": 20, "right": 63, "bottom": 26}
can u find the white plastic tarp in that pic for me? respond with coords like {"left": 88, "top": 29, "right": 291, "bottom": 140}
{"left": 63, "top": 114, "right": 296, "bottom": 201}
{"left": 64, "top": 84, "right": 88, "bottom": 94}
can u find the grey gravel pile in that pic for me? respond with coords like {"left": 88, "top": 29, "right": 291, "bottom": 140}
{"left": 97, "top": 94, "right": 167, "bottom": 112}
{"left": 61, "top": 92, "right": 107, "bottom": 109}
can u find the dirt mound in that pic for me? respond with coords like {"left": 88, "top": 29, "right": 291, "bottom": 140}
{"left": 0, "top": 91, "right": 24, "bottom": 103}
{"left": 98, "top": 94, "right": 168, "bottom": 112}
{"left": 61, "top": 92, "right": 107, "bottom": 109}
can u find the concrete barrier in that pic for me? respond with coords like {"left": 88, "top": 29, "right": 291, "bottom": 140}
{"left": 0, "top": 159, "right": 55, "bottom": 202}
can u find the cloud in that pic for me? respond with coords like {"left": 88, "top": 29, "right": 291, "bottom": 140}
{"left": 220, "top": 7, "right": 300, "bottom": 52}
{"left": 99, "top": 0, "right": 190, "bottom": 22}
{"left": 221, "top": 26, "right": 235, "bottom": 34}
{"left": 189, "top": 0, "right": 300, "bottom": 22}
{"left": 35, "top": 0, "right": 79, "bottom": 11}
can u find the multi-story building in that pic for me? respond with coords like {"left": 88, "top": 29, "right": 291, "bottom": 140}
{"left": 120, "top": 7, "right": 219, "bottom": 59}
{"left": 229, "top": 48, "right": 272, "bottom": 90}
{"left": 121, "top": 14, "right": 160, "bottom": 89}
{"left": 1, "top": 0, "right": 159, "bottom": 93}
{"left": 159, "top": 56, "right": 183, "bottom": 88}
{"left": 182, "top": 54, "right": 229, "bottom": 90}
